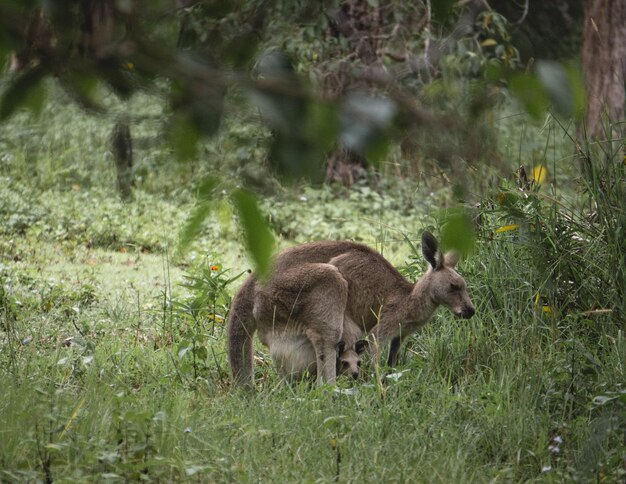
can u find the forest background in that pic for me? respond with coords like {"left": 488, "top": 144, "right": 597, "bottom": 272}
{"left": 0, "top": 0, "right": 624, "bottom": 481}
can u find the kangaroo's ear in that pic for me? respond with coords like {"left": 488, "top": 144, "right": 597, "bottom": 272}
{"left": 422, "top": 231, "right": 443, "bottom": 270}
{"left": 336, "top": 341, "right": 346, "bottom": 353}
{"left": 444, "top": 250, "right": 460, "bottom": 268}
{"left": 355, "top": 340, "right": 368, "bottom": 354}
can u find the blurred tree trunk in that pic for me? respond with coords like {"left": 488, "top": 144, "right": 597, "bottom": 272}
{"left": 581, "top": 0, "right": 626, "bottom": 139}
{"left": 7, "top": 8, "right": 51, "bottom": 71}
{"left": 78, "top": 0, "right": 115, "bottom": 58}
{"left": 111, "top": 118, "right": 134, "bottom": 200}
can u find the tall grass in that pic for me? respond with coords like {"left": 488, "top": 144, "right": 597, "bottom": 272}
{"left": 1, "top": 89, "right": 624, "bottom": 481}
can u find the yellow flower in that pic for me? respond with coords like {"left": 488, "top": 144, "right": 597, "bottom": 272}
{"left": 532, "top": 165, "right": 547, "bottom": 184}
{"left": 495, "top": 224, "right": 519, "bottom": 233}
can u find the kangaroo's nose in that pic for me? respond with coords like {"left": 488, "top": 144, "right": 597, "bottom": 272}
{"left": 352, "top": 372, "right": 359, "bottom": 380}
{"left": 463, "top": 307, "right": 475, "bottom": 319}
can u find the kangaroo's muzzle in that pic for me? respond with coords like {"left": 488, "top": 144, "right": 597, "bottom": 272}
{"left": 456, "top": 306, "right": 475, "bottom": 319}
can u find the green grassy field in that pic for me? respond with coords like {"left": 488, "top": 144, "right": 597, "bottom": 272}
{"left": 1, "top": 88, "right": 624, "bottom": 482}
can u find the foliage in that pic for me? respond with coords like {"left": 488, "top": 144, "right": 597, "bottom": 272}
{"left": 2, "top": 104, "right": 625, "bottom": 479}
{"left": 0, "top": 1, "right": 624, "bottom": 481}
{"left": 169, "top": 261, "right": 242, "bottom": 384}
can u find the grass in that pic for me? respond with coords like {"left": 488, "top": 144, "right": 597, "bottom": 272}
{"left": 0, "top": 86, "right": 624, "bottom": 482}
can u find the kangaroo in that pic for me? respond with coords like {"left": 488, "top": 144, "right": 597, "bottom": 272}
{"left": 227, "top": 269, "right": 366, "bottom": 387}
{"left": 227, "top": 231, "right": 475, "bottom": 388}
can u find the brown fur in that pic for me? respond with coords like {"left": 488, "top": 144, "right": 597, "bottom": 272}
{"left": 227, "top": 232, "right": 475, "bottom": 388}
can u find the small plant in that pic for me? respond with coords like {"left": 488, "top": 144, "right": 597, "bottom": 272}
{"left": 171, "top": 261, "right": 244, "bottom": 383}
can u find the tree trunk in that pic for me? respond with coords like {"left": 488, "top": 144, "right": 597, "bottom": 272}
{"left": 111, "top": 118, "right": 134, "bottom": 200}
{"left": 581, "top": 0, "right": 626, "bottom": 139}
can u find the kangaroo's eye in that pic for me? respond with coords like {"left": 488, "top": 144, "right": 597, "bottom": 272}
{"left": 450, "top": 283, "right": 461, "bottom": 291}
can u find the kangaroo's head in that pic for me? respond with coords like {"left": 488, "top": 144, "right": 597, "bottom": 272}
{"left": 421, "top": 231, "right": 475, "bottom": 319}
{"left": 336, "top": 340, "right": 368, "bottom": 379}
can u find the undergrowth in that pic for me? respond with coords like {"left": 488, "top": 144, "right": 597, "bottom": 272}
{"left": 0, "top": 88, "right": 624, "bottom": 481}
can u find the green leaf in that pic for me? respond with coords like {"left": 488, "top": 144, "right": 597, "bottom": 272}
{"left": 440, "top": 209, "right": 475, "bottom": 257}
{"left": 431, "top": 0, "right": 456, "bottom": 23}
{"left": 61, "top": 71, "right": 104, "bottom": 113}
{"left": 0, "top": 66, "right": 46, "bottom": 120}
{"left": 367, "top": 134, "right": 391, "bottom": 167}
{"left": 306, "top": 101, "right": 339, "bottom": 153}
{"left": 564, "top": 62, "right": 585, "bottom": 120}
{"left": 508, "top": 73, "right": 549, "bottom": 121}
{"left": 536, "top": 61, "right": 574, "bottom": 118}
{"left": 178, "top": 177, "right": 219, "bottom": 253}
{"left": 231, "top": 188, "right": 275, "bottom": 279}
{"left": 178, "top": 345, "right": 191, "bottom": 360}
{"left": 167, "top": 114, "right": 200, "bottom": 161}
{"left": 225, "top": 31, "right": 262, "bottom": 69}
{"left": 267, "top": 134, "right": 325, "bottom": 182}
{"left": 193, "top": 345, "right": 208, "bottom": 360}
{"left": 340, "top": 93, "right": 395, "bottom": 161}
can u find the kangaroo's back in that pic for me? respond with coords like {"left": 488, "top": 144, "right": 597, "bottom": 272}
{"left": 271, "top": 241, "right": 375, "bottom": 271}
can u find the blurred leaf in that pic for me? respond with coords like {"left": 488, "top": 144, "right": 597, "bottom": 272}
{"left": 0, "top": 66, "right": 46, "bottom": 120}
{"left": 231, "top": 188, "right": 275, "bottom": 279}
{"left": 178, "top": 177, "right": 219, "bottom": 253}
{"left": 0, "top": 26, "right": 18, "bottom": 64}
{"left": 340, "top": 93, "right": 395, "bottom": 157}
{"left": 2, "top": 0, "right": 38, "bottom": 9}
{"left": 485, "top": 62, "right": 505, "bottom": 82}
{"left": 250, "top": 50, "right": 307, "bottom": 134}
{"left": 564, "top": 62, "right": 585, "bottom": 120}
{"left": 306, "top": 101, "right": 339, "bottom": 153}
{"left": 248, "top": 87, "right": 306, "bottom": 135}
{"left": 60, "top": 71, "right": 104, "bottom": 112}
{"left": 508, "top": 73, "right": 549, "bottom": 121}
{"left": 196, "top": 176, "right": 218, "bottom": 200}
{"left": 97, "top": 59, "right": 136, "bottom": 98}
{"left": 536, "top": 60, "right": 574, "bottom": 118}
{"left": 167, "top": 114, "right": 200, "bottom": 161}
{"left": 268, "top": 134, "right": 325, "bottom": 182}
{"left": 366, "top": 135, "right": 390, "bottom": 167}
{"left": 440, "top": 209, "right": 475, "bottom": 256}
{"left": 189, "top": 88, "right": 225, "bottom": 137}
{"left": 481, "top": 38, "right": 498, "bottom": 47}
{"left": 224, "top": 31, "right": 261, "bottom": 69}
{"left": 431, "top": 0, "right": 456, "bottom": 23}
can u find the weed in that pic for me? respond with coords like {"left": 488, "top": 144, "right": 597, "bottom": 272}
{"left": 169, "top": 261, "right": 243, "bottom": 385}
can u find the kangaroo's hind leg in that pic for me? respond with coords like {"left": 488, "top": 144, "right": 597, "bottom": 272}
{"left": 300, "top": 264, "right": 349, "bottom": 385}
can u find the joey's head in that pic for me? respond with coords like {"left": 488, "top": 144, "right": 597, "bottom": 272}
{"left": 336, "top": 340, "right": 368, "bottom": 379}
{"left": 421, "top": 231, "right": 475, "bottom": 319}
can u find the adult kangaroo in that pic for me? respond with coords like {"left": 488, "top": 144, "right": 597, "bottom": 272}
{"left": 227, "top": 231, "right": 475, "bottom": 388}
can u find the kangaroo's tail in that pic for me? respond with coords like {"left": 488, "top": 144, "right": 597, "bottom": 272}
{"left": 227, "top": 275, "right": 257, "bottom": 389}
